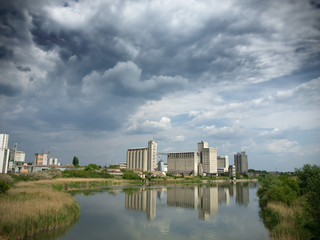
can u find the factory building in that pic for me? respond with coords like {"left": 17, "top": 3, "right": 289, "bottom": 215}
{"left": 217, "top": 155, "right": 229, "bottom": 174}
{"left": 167, "top": 141, "right": 217, "bottom": 176}
{"left": 198, "top": 141, "right": 217, "bottom": 174}
{"left": 127, "top": 148, "right": 148, "bottom": 171}
{"left": 167, "top": 152, "right": 199, "bottom": 175}
{"left": 234, "top": 152, "right": 248, "bottom": 173}
{"left": 35, "top": 150, "right": 48, "bottom": 165}
{"left": 126, "top": 140, "right": 157, "bottom": 172}
{"left": 34, "top": 150, "right": 61, "bottom": 167}
{"left": 229, "top": 165, "right": 236, "bottom": 177}
{"left": 8, "top": 143, "right": 26, "bottom": 173}
{"left": 0, "top": 134, "right": 9, "bottom": 173}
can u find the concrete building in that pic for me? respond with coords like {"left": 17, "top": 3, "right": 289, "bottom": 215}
{"left": 167, "top": 152, "right": 199, "bottom": 175}
{"left": 148, "top": 140, "right": 157, "bottom": 171}
{"left": 8, "top": 143, "right": 26, "bottom": 173}
{"left": 127, "top": 147, "right": 148, "bottom": 171}
{"left": 198, "top": 141, "right": 217, "bottom": 174}
{"left": 0, "top": 134, "right": 9, "bottom": 173}
{"left": 229, "top": 165, "right": 236, "bottom": 177}
{"left": 217, "top": 155, "right": 229, "bottom": 174}
{"left": 126, "top": 140, "right": 157, "bottom": 172}
{"left": 158, "top": 160, "right": 164, "bottom": 171}
{"left": 34, "top": 150, "right": 60, "bottom": 167}
{"left": 34, "top": 150, "right": 48, "bottom": 165}
{"left": 234, "top": 152, "right": 248, "bottom": 173}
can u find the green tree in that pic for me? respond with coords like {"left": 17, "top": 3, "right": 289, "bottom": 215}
{"left": 84, "top": 163, "right": 99, "bottom": 171}
{"left": 296, "top": 164, "right": 320, "bottom": 238}
{"left": 72, "top": 156, "right": 79, "bottom": 167}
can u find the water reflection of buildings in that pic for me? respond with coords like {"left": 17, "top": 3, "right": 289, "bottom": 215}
{"left": 124, "top": 184, "right": 250, "bottom": 221}
{"left": 167, "top": 184, "right": 250, "bottom": 220}
{"left": 125, "top": 189, "right": 157, "bottom": 220}
{"left": 198, "top": 187, "right": 218, "bottom": 220}
{"left": 167, "top": 186, "right": 220, "bottom": 220}
{"left": 236, "top": 184, "right": 249, "bottom": 206}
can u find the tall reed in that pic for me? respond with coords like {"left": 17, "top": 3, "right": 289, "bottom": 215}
{"left": 0, "top": 182, "right": 79, "bottom": 239}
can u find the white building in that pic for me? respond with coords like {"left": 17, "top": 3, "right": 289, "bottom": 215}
{"left": 8, "top": 143, "right": 26, "bottom": 173}
{"left": 148, "top": 140, "right": 157, "bottom": 171}
{"left": 126, "top": 140, "right": 157, "bottom": 172}
{"left": 198, "top": 141, "right": 217, "bottom": 174}
{"left": 0, "top": 134, "right": 9, "bottom": 173}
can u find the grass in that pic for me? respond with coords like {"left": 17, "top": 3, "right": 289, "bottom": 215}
{"left": 261, "top": 198, "right": 312, "bottom": 240}
{"left": 0, "top": 181, "right": 80, "bottom": 239}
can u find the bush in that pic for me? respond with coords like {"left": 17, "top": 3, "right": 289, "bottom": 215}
{"left": 84, "top": 164, "right": 100, "bottom": 171}
{"left": 0, "top": 174, "right": 14, "bottom": 185}
{"left": 61, "top": 169, "right": 114, "bottom": 179}
{"left": 0, "top": 180, "right": 10, "bottom": 194}
{"left": 122, "top": 170, "right": 140, "bottom": 180}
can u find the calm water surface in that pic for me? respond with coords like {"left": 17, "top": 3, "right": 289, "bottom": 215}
{"left": 56, "top": 183, "right": 269, "bottom": 240}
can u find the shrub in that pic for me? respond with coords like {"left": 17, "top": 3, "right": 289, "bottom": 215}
{"left": 122, "top": 170, "right": 140, "bottom": 180}
{"left": 61, "top": 169, "right": 114, "bottom": 179}
{"left": 84, "top": 164, "right": 99, "bottom": 171}
{"left": 0, "top": 174, "right": 14, "bottom": 185}
{"left": 0, "top": 180, "right": 10, "bottom": 194}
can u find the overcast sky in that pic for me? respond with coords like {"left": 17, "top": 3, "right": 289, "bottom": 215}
{"left": 1, "top": 0, "right": 319, "bottom": 171}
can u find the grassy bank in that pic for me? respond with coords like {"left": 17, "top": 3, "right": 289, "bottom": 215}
{"left": 0, "top": 181, "right": 80, "bottom": 239}
{"left": 257, "top": 164, "right": 320, "bottom": 240}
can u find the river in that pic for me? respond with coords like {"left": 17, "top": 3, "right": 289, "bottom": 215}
{"left": 38, "top": 182, "right": 270, "bottom": 240}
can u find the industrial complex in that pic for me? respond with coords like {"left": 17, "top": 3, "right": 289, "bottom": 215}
{"left": 1, "top": 133, "right": 249, "bottom": 176}
{"left": 126, "top": 140, "right": 248, "bottom": 176}
{"left": 0, "top": 133, "right": 66, "bottom": 174}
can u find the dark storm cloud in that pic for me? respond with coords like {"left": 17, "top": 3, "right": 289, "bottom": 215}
{"left": 16, "top": 65, "right": 31, "bottom": 72}
{"left": 0, "top": 46, "right": 13, "bottom": 59}
{"left": 0, "top": 82, "right": 21, "bottom": 96}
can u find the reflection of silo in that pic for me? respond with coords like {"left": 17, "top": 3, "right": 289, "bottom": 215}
{"left": 228, "top": 183, "right": 237, "bottom": 198}
{"left": 167, "top": 187, "right": 198, "bottom": 209}
{"left": 198, "top": 186, "right": 218, "bottom": 220}
{"left": 125, "top": 189, "right": 156, "bottom": 220}
{"left": 125, "top": 191, "right": 146, "bottom": 211}
{"left": 157, "top": 188, "right": 166, "bottom": 200}
{"left": 218, "top": 187, "right": 230, "bottom": 205}
{"left": 236, "top": 184, "right": 249, "bottom": 206}
{"left": 147, "top": 190, "right": 156, "bottom": 220}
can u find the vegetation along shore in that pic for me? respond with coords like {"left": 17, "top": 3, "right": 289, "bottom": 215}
{"left": 257, "top": 164, "right": 320, "bottom": 240}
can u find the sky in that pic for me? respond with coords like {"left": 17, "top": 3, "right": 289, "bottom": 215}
{"left": 0, "top": 0, "right": 319, "bottom": 171}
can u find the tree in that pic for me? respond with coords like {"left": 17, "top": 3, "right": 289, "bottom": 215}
{"left": 296, "top": 164, "right": 320, "bottom": 237}
{"left": 72, "top": 156, "right": 79, "bottom": 167}
{"left": 84, "top": 163, "right": 99, "bottom": 171}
